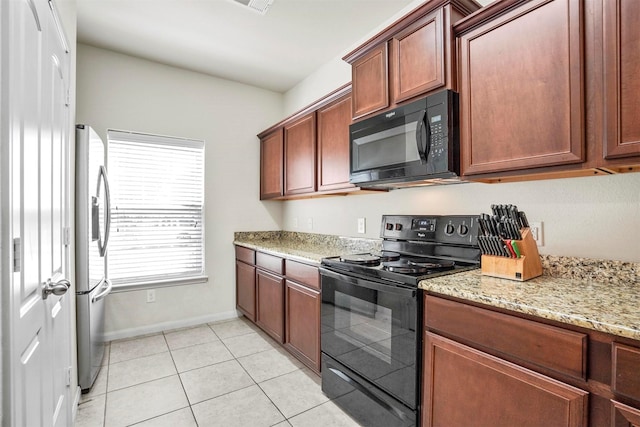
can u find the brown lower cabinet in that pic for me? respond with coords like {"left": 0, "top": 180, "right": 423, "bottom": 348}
{"left": 612, "top": 400, "right": 640, "bottom": 427}
{"left": 256, "top": 269, "right": 285, "bottom": 343}
{"left": 423, "top": 294, "right": 640, "bottom": 427}
{"left": 235, "top": 261, "right": 256, "bottom": 321}
{"left": 235, "top": 245, "right": 321, "bottom": 373}
{"left": 422, "top": 332, "right": 588, "bottom": 427}
{"left": 284, "top": 280, "right": 320, "bottom": 371}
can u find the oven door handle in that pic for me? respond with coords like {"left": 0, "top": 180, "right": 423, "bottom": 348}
{"left": 328, "top": 366, "right": 410, "bottom": 423}
{"left": 319, "top": 267, "right": 416, "bottom": 298}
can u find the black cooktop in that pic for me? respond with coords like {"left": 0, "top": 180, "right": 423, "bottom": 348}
{"left": 322, "top": 253, "right": 478, "bottom": 287}
{"left": 321, "top": 215, "right": 482, "bottom": 287}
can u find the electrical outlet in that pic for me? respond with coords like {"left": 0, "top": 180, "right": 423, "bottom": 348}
{"left": 357, "top": 217, "right": 366, "bottom": 234}
{"left": 147, "top": 289, "right": 156, "bottom": 303}
{"left": 293, "top": 217, "right": 298, "bottom": 228}
{"left": 307, "top": 218, "right": 313, "bottom": 230}
{"left": 529, "top": 222, "right": 544, "bottom": 246}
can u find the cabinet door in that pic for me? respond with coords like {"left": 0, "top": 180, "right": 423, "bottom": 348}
{"left": 317, "top": 94, "right": 355, "bottom": 192}
{"left": 256, "top": 269, "right": 285, "bottom": 343}
{"left": 612, "top": 400, "right": 640, "bottom": 427}
{"left": 351, "top": 44, "right": 389, "bottom": 119}
{"left": 391, "top": 8, "right": 444, "bottom": 104}
{"left": 458, "top": 0, "right": 584, "bottom": 175}
{"left": 612, "top": 343, "right": 640, "bottom": 402}
{"left": 236, "top": 261, "right": 256, "bottom": 321}
{"left": 285, "top": 280, "right": 321, "bottom": 372}
{"left": 603, "top": 0, "right": 640, "bottom": 160}
{"left": 422, "top": 332, "right": 588, "bottom": 427}
{"left": 284, "top": 113, "right": 316, "bottom": 195}
{"left": 260, "top": 129, "right": 283, "bottom": 199}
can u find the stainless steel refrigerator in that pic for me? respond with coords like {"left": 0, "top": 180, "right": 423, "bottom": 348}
{"left": 75, "top": 124, "right": 113, "bottom": 392}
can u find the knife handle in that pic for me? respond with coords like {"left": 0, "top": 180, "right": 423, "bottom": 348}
{"left": 511, "top": 240, "right": 521, "bottom": 258}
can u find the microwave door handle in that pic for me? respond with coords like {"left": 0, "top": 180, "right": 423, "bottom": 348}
{"left": 415, "top": 110, "right": 430, "bottom": 164}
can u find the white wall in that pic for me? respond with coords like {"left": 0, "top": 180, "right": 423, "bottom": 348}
{"left": 76, "top": 44, "right": 284, "bottom": 337}
{"left": 281, "top": 174, "right": 640, "bottom": 262}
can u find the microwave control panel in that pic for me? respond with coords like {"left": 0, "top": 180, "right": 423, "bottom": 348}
{"left": 424, "top": 89, "right": 455, "bottom": 173}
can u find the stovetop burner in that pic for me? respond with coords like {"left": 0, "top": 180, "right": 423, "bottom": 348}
{"left": 382, "top": 258, "right": 456, "bottom": 274}
{"left": 338, "top": 254, "right": 380, "bottom": 265}
{"left": 339, "top": 251, "right": 401, "bottom": 266}
{"left": 370, "top": 251, "right": 401, "bottom": 262}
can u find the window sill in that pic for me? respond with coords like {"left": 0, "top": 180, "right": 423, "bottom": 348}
{"left": 111, "top": 275, "right": 209, "bottom": 293}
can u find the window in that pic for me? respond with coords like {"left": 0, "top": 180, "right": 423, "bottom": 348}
{"left": 107, "top": 129, "right": 205, "bottom": 289}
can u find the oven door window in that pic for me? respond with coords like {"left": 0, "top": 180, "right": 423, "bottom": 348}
{"left": 321, "top": 273, "right": 417, "bottom": 407}
{"left": 351, "top": 110, "right": 424, "bottom": 173}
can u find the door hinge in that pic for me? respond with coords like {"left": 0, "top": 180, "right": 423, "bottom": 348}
{"left": 13, "top": 238, "right": 21, "bottom": 272}
{"left": 65, "top": 89, "right": 70, "bottom": 107}
{"left": 66, "top": 367, "right": 72, "bottom": 386}
{"left": 63, "top": 227, "right": 71, "bottom": 246}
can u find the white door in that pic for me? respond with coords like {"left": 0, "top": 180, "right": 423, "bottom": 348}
{"left": 2, "top": 0, "right": 72, "bottom": 426}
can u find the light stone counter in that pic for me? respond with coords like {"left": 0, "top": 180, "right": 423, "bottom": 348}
{"left": 233, "top": 231, "right": 381, "bottom": 264}
{"left": 419, "top": 268, "right": 639, "bottom": 341}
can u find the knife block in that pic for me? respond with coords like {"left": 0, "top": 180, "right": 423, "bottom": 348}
{"left": 481, "top": 228, "right": 543, "bottom": 281}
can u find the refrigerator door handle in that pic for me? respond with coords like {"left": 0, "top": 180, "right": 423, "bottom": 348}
{"left": 92, "top": 278, "right": 113, "bottom": 303}
{"left": 97, "top": 165, "right": 112, "bottom": 257}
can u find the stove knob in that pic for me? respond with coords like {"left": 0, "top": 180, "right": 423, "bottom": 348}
{"left": 445, "top": 223, "right": 455, "bottom": 235}
{"left": 458, "top": 224, "right": 469, "bottom": 236}
{"left": 395, "top": 223, "right": 403, "bottom": 231}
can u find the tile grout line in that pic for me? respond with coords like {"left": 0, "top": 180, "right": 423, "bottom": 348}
{"left": 161, "top": 330, "right": 197, "bottom": 426}
{"left": 102, "top": 343, "right": 110, "bottom": 427}
{"left": 98, "top": 318, "right": 343, "bottom": 427}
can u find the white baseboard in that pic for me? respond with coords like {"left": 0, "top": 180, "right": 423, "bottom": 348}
{"left": 103, "top": 310, "right": 240, "bottom": 342}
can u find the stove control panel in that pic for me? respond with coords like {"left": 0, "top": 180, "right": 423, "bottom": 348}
{"left": 381, "top": 215, "right": 479, "bottom": 246}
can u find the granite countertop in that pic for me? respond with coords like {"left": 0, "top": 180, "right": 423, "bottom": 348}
{"left": 234, "top": 231, "right": 639, "bottom": 341}
{"left": 234, "top": 231, "right": 381, "bottom": 264}
{"left": 419, "top": 269, "right": 640, "bottom": 341}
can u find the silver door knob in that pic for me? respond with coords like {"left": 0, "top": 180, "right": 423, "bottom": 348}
{"left": 42, "top": 278, "right": 70, "bottom": 299}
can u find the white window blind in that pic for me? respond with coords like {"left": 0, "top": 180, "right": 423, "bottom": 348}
{"left": 107, "top": 129, "right": 205, "bottom": 288}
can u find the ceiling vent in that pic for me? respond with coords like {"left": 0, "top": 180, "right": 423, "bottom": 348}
{"left": 232, "top": 0, "right": 274, "bottom": 15}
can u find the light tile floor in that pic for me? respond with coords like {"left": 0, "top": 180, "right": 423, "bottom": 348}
{"left": 75, "top": 317, "right": 361, "bottom": 427}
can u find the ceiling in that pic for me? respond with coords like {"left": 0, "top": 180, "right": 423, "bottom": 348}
{"left": 76, "top": 0, "right": 425, "bottom": 93}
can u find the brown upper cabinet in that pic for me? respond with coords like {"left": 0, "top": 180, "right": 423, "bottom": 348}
{"left": 258, "top": 85, "right": 370, "bottom": 200}
{"left": 392, "top": 8, "right": 445, "bottom": 104}
{"left": 602, "top": 0, "right": 640, "bottom": 166}
{"left": 284, "top": 113, "right": 316, "bottom": 196}
{"left": 454, "top": 0, "right": 640, "bottom": 182}
{"left": 350, "top": 44, "right": 389, "bottom": 119}
{"left": 457, "top": 0, "right": 584, "bottom": 176}
{"left": 259, "top": 129, "right": 283, "bottom": 199}
{"left": 344, "top": 0, "right": 480, "bottom": 120}
{"left": 317, "top": 93, "right": 355, "bottom": 191}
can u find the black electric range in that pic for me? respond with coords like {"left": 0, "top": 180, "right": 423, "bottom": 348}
{"left": 319, "top": 215, "right": 481, "bottom": 427}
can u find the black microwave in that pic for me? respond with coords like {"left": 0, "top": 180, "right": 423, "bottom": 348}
{"left": 349, "top": 90, "right": 460, "bottom": 188}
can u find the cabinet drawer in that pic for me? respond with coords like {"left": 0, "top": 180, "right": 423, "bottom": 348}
{"left": 612, "top": 343, "right": 640, "bottom": 402}
{"left": 256, "top": 252, "right": 284, "bottom": 275}
{"left": 285, "top": 260, "right": 319, "bottom": 290}
{"left": 235, "top": 246, "right": 255, "bottom": 265}
{"left": 425, "top": 295, "right": 587, "bottom": 380}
